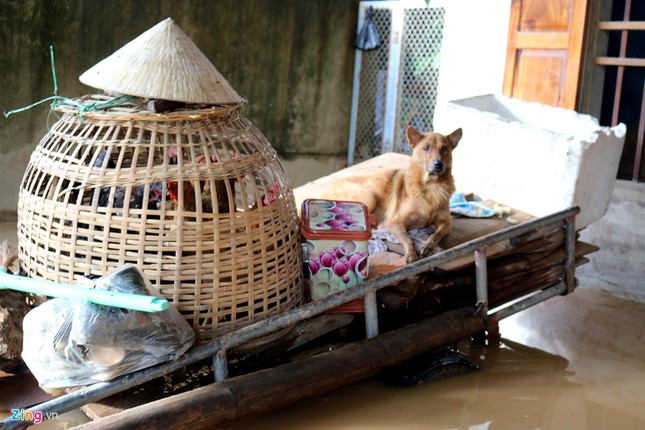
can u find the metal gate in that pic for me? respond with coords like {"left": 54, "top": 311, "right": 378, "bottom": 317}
{"left": 348, "top": 2, "right": 445, "bottom": 165}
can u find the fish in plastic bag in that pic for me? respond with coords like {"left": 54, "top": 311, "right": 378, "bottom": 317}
{"left": 21, "top": 265, "right": 195, "bottom": 392}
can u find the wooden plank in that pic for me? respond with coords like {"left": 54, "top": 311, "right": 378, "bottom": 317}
{"left": 515, "top": 32, "right": 569, "bottom": 49}
{"left": 436, "top": 216, "right": 563, "bottom": 272}
{"left": 595, "top": 57, "right": 645, "bottom": 68}
{"left": 513, "top": 50, "right": 566, "bottom": 107}
{"left": 575, "top": 240, "right": 599, "bottom": 257}
{"left": 285, "top": 314, "right": 355, "bottom": 352}
{"left": 369, "top": 252, "right": 419, "bottom": 310}
{"left": 517, "top": 0, "right": 570, "bottom": 31}
{"left": 410, "top": 235, "right": 594, "bottom": 318}
{"left": 503, "top": 0, "right": 521, "bottom": 97}
{"left": 598, "top": 21, "right": 645, "bottom": 31}
{"left": 378, "top": 215, "right": 518, "bottom": 274}
{"left": 563, "top": 0, "right": 589, "bottom": 109}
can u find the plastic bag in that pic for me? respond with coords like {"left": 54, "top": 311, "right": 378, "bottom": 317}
{"left": 21, "top": 265, "right": 195, "bottom": 390}
{"left": 354, "top": 7, "right": 382, "bottom": 51}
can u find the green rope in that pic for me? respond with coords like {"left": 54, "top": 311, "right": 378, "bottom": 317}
{"left": 68, "top": 94, "right": 135, "bottom": 115}
{"left": 50, "top": 45, "right": 58, "bottom": 96}
{"left": 3, "top": 45, "right": 134, "bottom": 122}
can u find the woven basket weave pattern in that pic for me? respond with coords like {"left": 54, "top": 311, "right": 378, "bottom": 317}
{"left": 18, "top": 96, "right": 303, "bottom": 342}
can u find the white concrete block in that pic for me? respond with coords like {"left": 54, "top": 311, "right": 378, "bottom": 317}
{"left": 434, "top": 94, "right": 626, "bottom": 229}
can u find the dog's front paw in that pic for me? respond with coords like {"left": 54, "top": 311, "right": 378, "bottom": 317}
{"left": 405, "top": 249, "right": 419, "bottom": 264}
{"left": 419, "top": 242, "right": 441, "bottom": 258}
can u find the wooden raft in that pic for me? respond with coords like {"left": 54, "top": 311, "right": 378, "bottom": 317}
{"left": 78, "top": 153, "right": 597, "bottom": 426}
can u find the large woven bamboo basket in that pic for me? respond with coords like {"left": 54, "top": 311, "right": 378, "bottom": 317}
{"left": 17, "top": 95, "right": 304, "bottom": 342}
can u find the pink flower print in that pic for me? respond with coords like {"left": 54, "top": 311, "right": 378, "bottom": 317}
{"left": 328, "top": 206, "right": 346, "bottom": 214}
{"left": 324, "top": 219, "right": 343, "bottom": 228}
{"left": 335, "top": 213, "right": 354, "bottom": 223}
{"left": 334, "top": 246, "right": 346, "bottom": 259}
{"left": 342, "top": 275, "right": 350, "bottom": 284}
{"left": 333, "top": 260, "right": 349, "bottom": 277}
{"left": 348, "top": 252, "right": 367, "bottom": 273}
{"left": 308, "top": 259, "right": 320, "bottom": 276}
{"left": 319, "top": 252, "right": 336, "bottom": 268}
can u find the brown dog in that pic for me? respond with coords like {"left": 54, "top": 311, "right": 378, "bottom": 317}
{"left": 315, "top": 126, "right": 462, "bottom": 263}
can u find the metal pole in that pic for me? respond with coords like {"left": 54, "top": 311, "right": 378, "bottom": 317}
{"left": 347, "top": 4, "right": 366, "bottom": 166}
{"left": 382, "top": 5, "right": 404, "bottom": 154}
{"left": 488, "top": 281, "right": 567, "bottom": 323}
{"left": 474, "top": 247, "right": 488, "bottom": 314}
{"left": 564, "top": 214, "right": 577, "bottom": 294}
{"left": 364, "top": 289, "right": 379, "bottom": 338}
{"left": 213, "top": 349, "right": 228, "bottom": 382}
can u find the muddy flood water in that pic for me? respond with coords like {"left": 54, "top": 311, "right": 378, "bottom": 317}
{"left": 228, "top": 289, "right": 645, "bottom": 430}
{"left": 1, "top": 221, "right": 644, "bottom": 429}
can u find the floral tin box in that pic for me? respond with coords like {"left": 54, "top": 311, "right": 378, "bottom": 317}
{"left": 301, "top": 199, "right": 371, "bottom": 312}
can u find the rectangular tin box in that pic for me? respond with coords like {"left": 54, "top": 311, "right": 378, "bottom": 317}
{"left": 301, "top": 199, "right": 371, "bottom": 312}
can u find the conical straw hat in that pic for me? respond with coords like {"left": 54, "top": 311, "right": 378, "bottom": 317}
{"left": 79, "top": 18, "right": 243, "bottom": 105}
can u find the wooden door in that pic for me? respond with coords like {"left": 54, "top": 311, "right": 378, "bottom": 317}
{"left": 503, "top": 0, "right": 589, "bottom": 109}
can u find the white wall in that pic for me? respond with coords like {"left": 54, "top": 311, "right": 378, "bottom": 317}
{"left": 432, "top": 0, "right": 511, "bottom": 109}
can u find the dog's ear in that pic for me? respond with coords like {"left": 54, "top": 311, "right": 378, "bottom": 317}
{"left": 406, "top": 126, "right": 423, "bottom": 148}
{"left": 447, "top": 128, "right": 462, "bottom": 149}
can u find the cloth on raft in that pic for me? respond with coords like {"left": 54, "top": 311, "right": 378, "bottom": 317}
{"left": 368, "top": 227, "right": 434, "bottom": 255}
{"left": 368, "top": 191, "right": 496, "bottom": 255}
{"left": 449, "top": 192, "right": 497, "bottom": 218}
